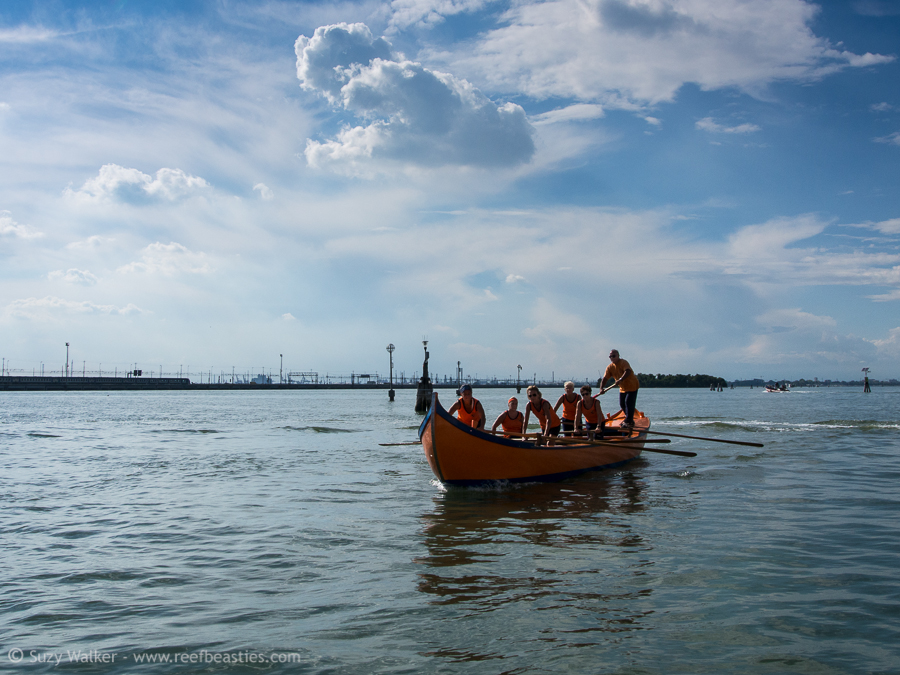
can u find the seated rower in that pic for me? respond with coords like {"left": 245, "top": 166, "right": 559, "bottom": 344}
{"left": 575, "top": 384, "right": 604, "bottom": 437}
{"left": 447, "top": 383, "right": 486, "bottom": 429}
{"left": 553, "top": 381, "right": 579, "bottom": 436}
{"left": 492, "top": 397, "right": 525, "bottom": 437}
{"left": 522, "top": 385, "right": 561, "bottom": 442}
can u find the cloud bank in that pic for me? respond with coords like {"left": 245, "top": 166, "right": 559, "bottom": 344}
{"left": 434, "top": 0, "right": 894, "bottom": 106}
{"left": 4, "top": 296, "right": 142, "bottom": 320}
{"left": 295, "top": 23, "right": 534, "bottom": 173}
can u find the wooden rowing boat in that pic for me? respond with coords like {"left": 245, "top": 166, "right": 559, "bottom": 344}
{"left": 418, "top": 392, "right": 649, "bottom": 485}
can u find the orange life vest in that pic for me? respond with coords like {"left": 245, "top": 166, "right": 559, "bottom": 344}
{"left": 457, "top": 397, "right": 482, "bottom": 427}
{"left": 561, "top": 393, "right": 578, "bottom": 421}
{"left": 530, "top": 398, "right": 561, "bottom": 429}
{"left": 501, "top": 410, "right": 524, "bottom": 434}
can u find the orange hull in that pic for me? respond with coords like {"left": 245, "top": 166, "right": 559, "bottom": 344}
{"left": 419, "top": 393, "right": 648, "bottom": 485}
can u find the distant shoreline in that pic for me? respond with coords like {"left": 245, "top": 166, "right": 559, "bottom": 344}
{"left": 1, "top": 375, "right": 895, "bottom": 392}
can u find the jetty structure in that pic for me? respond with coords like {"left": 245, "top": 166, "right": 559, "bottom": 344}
{"left": 414, "top": 340, "right": 433, "bottom": 413}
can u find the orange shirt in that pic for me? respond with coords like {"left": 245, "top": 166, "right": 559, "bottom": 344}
{"left": 604, "top": 359, "right": 639, "bottom": 392}
{"left": 530, "top": 398, "right": 561, "bottom": 429}
{"left": 501, "top": 411, "right": 524, "bottom": 434}
{"left": 581, "top": 397, "right": 601, "bottom": 424}
{"left": 560, "top": 393, "right": 579, "bottom": 421}
{"left": 457, "top": 397, "right": 482, "bottom": 427}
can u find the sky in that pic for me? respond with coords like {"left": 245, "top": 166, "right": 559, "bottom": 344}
{"left": 0, "top": 0, "right": 898, "bottom": 382}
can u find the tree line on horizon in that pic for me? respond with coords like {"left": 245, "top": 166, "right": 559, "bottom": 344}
{"left": 629, "top": 373, "right": 729, "bottom": 388}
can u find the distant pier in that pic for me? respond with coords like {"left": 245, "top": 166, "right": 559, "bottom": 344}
{"left": 0, "top": 376, "right": 484, "bottom": 392}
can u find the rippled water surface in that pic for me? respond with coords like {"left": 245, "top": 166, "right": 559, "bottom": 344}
{"left": 2, "top": 388, "right": 899, "bottom": 673}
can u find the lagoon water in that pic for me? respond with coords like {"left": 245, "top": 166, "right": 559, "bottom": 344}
{"left": 1, "top": 387, "right": 899, "bottom": 674}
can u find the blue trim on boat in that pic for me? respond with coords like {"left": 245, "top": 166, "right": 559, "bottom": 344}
{"left": 418, "top": 403, "right": 433, "bottom": 439}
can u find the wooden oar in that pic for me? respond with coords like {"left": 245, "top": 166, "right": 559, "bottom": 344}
{"left": 640, "top": 430, "right": 764, "bottom": 448}
{"left": 537, "top": 435, "right": 697, "bottom": 457}
{"left": 484, "top": 429, "right": 669, "bottom": 444}
{"left": 378, "top": 436, "right": 695, "bottom": 457}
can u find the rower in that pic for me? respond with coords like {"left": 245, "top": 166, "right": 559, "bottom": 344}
{"left": 575, "top": 384, "right": 604, "bottom": 437}
{"left": 492, "top": 397, "right": 524, "bottom": 437}
{"left": 553, "top": 381, "right": 579, "bottom": 436}
{"left": 599, "top": 349, "right": 640, "bottom": 429}
{"left": 447, "top": 384, "right": 486, "bottom": 429}
{"left": 522, "top": 385, "right": 561, "bottom": 442}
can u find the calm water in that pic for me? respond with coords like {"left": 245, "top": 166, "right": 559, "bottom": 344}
{"left": 1, "top": 387, "right": 899, "bottom": 674}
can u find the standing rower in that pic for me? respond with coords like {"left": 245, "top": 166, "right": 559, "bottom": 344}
{"left": 447, "top": 384, "right": 486, "bottom": 429}
{"left": 599, "top": 349, "right": 640, "bottom": 428}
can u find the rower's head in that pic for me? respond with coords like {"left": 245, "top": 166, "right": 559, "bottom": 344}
{"left": 608, "top": 349, "right": 620, "bottom": 364}
{"left": 564, "top": 381, "right": 575, "bottom": 393}
{"left": 580, "top": 385, "right": 592, "bottom": 398}
{"left": 507, "top": 397, "right": 518, "bottom": 412}
{"left": 458, "top": 383, "right": 473, "bottom": 400}
{"left": 526, "top": 385, "right": 541, "bottom": 401}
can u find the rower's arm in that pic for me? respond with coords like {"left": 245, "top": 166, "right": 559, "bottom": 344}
{"left": 491, "top": 412, "right": 505, "bottom": 432}
{"left": 553, "top": 395, "right": 564, "bottom": 412}
{"left": 476, "top": 402, "right": 486, "bottom": 429}
{"left": 575, "top": 401, "right": 583, "bottom": 430}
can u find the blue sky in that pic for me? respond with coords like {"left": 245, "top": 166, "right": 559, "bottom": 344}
{"left": 1, "top": 0, "right": 898, "bottom": 381}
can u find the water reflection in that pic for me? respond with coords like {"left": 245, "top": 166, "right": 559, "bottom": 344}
{"left": 415, "top": 470, "right": 656, "bottom": 640}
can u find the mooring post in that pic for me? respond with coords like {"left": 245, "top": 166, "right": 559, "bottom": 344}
{"left": 415, "top": 340, "right": 432, "bottom": 413}
{"left": 387, "top": 344, "right": 395, "bottom": 402}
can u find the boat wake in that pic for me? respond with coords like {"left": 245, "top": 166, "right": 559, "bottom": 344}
{"left": 659, "top": 418, "right": 900, "bottom": 432}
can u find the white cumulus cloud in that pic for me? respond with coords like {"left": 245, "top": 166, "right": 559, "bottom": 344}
{"left": 872, "top": 218, "right": 900, "bottom": 234}
{"left": 0, "top": 211, "right": 43, "bottom": 239}
{"left": 66, "top": 164, "right": 209, "bottom": 204}
{"left": 48, "top": 269, "right": 99, "bottom": 286}
{"left": 296, "top": 23, "right": 534, "bottom": 173}
{"left": 118, "top": 242, "right": 211, "bottom": 276}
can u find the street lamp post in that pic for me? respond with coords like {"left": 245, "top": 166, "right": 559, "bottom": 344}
{"left": 386, "top": 344, "right": 395, "bottom": 402}
{"left": 517, "top": 364, "right": 522, "bottom": 393}
{"left": 65, "top": 343, "right": 70, "bottom": 379}
{"left": 280, "top": 354, "right": 283, "bottom": 385}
